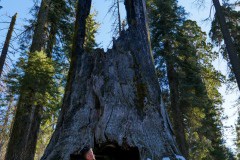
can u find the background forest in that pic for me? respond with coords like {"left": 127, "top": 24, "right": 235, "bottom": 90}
{"left": 0, "top": 0, "right": 240, "bottom": 159}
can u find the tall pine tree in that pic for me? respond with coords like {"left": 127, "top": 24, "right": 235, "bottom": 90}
{"left": 147, "top": 0, "right": 232, "bottom": 159}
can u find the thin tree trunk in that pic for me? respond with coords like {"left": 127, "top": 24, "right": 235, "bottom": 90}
{"left": 165, "top": 41, "right": 188, "bottom": 159}
{"left": 0, "top": 95, "right": 14, "bottom": 159}
{"left": 0, "top": 13, "right": 17, "bottom": 78}
{"left": 46, "top": 23, "right": 57, "bottom": 58}
{"left": 166, "top": 61, "right": 188, "bottom": 158}
{"left": 5, "top": 0, "right": 50, "bottom": 159}
{"left": 117, "top": 0, "right": 122, "bottom": 35}
{"left": 212, "top": 0, "right": 240, "bottom": 91}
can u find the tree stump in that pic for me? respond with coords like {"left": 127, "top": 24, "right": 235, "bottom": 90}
{"left": 41, "top": 0, "right": 183, "bottom": 159}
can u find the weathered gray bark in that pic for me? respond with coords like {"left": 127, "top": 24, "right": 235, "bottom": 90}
{"left": 117, "top": 0, "right": 122, "bottom": 35}
{"left": 0, "top": 13, "right": 17, "bottom": 78}
{"left": 5, "top": 0, "right": 50, "bottom": 159}
{"left": 212, "top": 0, "right": 240, "bottom": 91}
{"left": 41, "top": 0, "right": 183, "bottom": 159}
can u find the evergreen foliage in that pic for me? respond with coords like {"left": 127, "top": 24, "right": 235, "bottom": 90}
{"left": 0, "top": 0, "right": 239, "bottom": 159}
{"left": 210, "top": 2, "right": 240, "bottom": 89}
{"left": 0, "top": 0, "right": 99, "bottom": 158}
{"left": 147, "top": 0, "right": 233, "bottom": 159}
{"left": 84, "top": 11, "right": 99, "bottom": 52}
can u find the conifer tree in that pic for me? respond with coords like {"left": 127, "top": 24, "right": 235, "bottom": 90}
{"left": 3, "top": 0, "right": 99, "bottom": 159}
{"left": 148, "top": 0, "right": 232, "bottom": 159}
{"left": 210, "top": 1, "right": 240, "bottom": 89}
{"left": 5, "top": 0, "right": 53, "bottom": 159}
{"left": 147, "top": 0, "right": 188, "bottom": 157}
{"left": 211, "top": 0, "right": 240, "bottom": 91}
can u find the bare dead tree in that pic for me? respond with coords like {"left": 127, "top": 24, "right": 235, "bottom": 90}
{"left": 0, "top": 13, "right": 17, "bottom": 78}
{"left": 212, "top": 0, "right": 240, "bottom": 91}
{"left": 40, "top": 0, "right": 184, "bottom": 159}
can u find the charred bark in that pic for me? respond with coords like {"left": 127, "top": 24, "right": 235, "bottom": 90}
{"left": 41, "top": 0, "right": 183, "bottom": 160}
{"left": 5, "top": 0, "right": 50, "bottom": 159}
{"left": 41, "top": 1, "right": 92, "bottom": 158}
{"left": 0, "top": 13, "right": 17, "bottom": 78}
{"left": 212, "top": 0, "right": 240, "bottom": 91}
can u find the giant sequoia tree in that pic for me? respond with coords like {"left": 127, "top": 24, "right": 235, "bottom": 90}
{"left": 41, "top": 0, "right": 184, "bottom": 159}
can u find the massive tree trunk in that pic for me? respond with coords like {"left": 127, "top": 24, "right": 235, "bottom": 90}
{"left": 0, "top": 13, "right": 17, "bottom": 78}
{"left": 41, "top": 0, "right": 184, "bottom": 159}
{"left": 5, "top": 0, "right": 50, "bottom": 159}
{"left": 212, "top": 0, "right": 240, "bottom": 91}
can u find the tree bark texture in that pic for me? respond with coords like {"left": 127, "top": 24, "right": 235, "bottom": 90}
{"left": 0, "top": 95, "right": 14, "bottom": 159}
{"left": 117, "top": 0, "right": 122, "bottom": 35}
{"left": 41, "top": 0, "right": 183, "bottom": 159}
{"left": 165, "top": 58, "right": 188, "bottom": 159}
{"left": 212, "top": 0, "right": 240, "bottom": 91}
{"left": 5, "top": 0, "right": 50, "bottom": 159}
{"left": 0, "top": 13, "right": 17, "bottom": 78}
{"left": 46, "top": 23, "right": 57, "bottom": 58}
{"left": 30, "top": 0, "right": 50, "bottom": 53}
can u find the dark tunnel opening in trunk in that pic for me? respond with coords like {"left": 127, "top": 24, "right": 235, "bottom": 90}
{"left": 70, "top": 144, "right": 140, "bottom": 160}
{"left": 94, "top": 144, "right": 140, "bottom": 160}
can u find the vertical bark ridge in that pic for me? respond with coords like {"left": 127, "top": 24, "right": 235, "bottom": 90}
{"left": 41, "top": 0, "right": 182, "bottom": 159}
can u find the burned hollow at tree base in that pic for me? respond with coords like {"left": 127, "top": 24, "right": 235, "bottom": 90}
{"left": 70, "top": 143, "right": 140, "bottom": 160}
{"left": 41, "top": 0, "right": 184, "bottom": 160}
